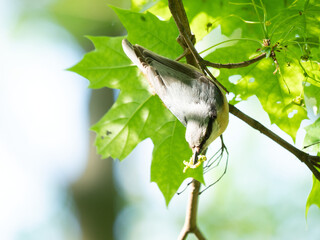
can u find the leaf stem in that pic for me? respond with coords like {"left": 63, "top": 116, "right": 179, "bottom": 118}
{"left": 251, "top": 0, "right": 268, "bottom": 38}
{"left": 198, "top": 38, "right": 262, "bottom": 55}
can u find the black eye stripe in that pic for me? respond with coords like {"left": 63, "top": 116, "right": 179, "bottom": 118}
{"left": 200, "top": 117, "right": 215, "bottom": 150}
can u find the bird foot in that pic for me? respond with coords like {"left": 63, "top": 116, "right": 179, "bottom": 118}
{"left": 183, "top": 155, "right": 207, "bottom": 173}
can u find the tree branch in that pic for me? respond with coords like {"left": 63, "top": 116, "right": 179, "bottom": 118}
{"left": 168, "top": 1, "right": 206, "bottom": 239}
{"left": 168, "top": 0, "right": 229, "bottom": 93}
{"left": 168, "top": 0, "right": 196, "bottom": 66}
{"left": 177, "top": 180, "right": 206, "bottom": 240}
{"left": 229, "top": 104, "right": 320, "bottom": 181}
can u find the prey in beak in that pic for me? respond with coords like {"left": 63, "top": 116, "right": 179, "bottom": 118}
{"left": 183, "top": 147, "right": 207, "bottom": 173}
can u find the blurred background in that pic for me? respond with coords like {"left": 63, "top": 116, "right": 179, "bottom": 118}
{"left": 0, "top": 0, "right": 319, "bottom": 239}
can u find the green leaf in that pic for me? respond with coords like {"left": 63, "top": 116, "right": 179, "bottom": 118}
{"left": 131, "top": 0, "right": 172, "bottom": 19}
{"left": 304, "top": 118, "right": 320, "bottom": 216}
{"left": 302, "top": 61, "right": 320, "bottom": 88}
{"left": 111, "top": 6, "right": 181, "bottom": 59}
{"left": 270, "top": 1, "right": 320, "bottom": 43}
{"left": 304, "top": 118, "right": 320, "bottom": 153}
{"left": 304, "top": 83, "right": 320, "bottom": 120}
{"left": 151, "top": 119, "right": 204, "bottom": 205}
{"left": 70, "top": 9, "right": 204, "bottom": 205}
{"left": 92, "top": 91, "right": 160, "bottom": 160}
{"left": 131, "top": 0, "right": 251, "bottom": 40}
{"left": 306, "top": 174, "right": 320, "bottom": 217}
{"left": 69, "top": 36, "right": 140, "bottom": 90}
{"left": 206, "top": 41, "right": 308, "bottom": 141}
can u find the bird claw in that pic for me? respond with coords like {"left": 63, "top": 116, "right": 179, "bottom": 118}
{"left": 183, "top": 155, "right": 207, "bottom": 173}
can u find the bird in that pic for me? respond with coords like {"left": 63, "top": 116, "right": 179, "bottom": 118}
{"left": 122, "top": 39, "right": 229, "bottom": 167}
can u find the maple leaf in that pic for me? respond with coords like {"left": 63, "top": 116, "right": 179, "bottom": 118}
{"left": 69, "top": 9, "right": 204, "bottom": 204}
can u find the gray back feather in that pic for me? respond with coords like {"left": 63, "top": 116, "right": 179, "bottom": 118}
{"left": 122, "top": 39, "right": 226, "bottom": 150}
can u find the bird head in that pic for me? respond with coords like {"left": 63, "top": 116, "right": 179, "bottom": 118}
{"left": 185, "top": 92, "right": 229, "bottom": 165}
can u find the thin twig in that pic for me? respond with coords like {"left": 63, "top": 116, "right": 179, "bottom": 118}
{"left": 303, "top": 141, "right": 320, "bottom": 150}
{"left": 194, "top": 228, "right": 206, "bottom": 240}
{"left": 229, "top": 104, "right": 320, "bottom": 181}
{"left": 203, "top": 53, "right": 266, "bottom": 69}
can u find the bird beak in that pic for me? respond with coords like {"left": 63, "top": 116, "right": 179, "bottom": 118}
{"left": 192, "top": 147, "right": 200, "bottom": 165}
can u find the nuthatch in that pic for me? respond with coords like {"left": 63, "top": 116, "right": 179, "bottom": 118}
{"left": 122, "top": 39, "right": 229, "bottom": 166}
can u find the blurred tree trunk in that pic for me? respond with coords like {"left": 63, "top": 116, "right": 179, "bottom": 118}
{"left": 49, "top": 1, "right": 129, "bottom": 239}
{"left": 71, "top": 88, "right": 116, "bottom": 240}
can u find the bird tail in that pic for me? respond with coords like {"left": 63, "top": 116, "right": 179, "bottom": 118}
{"left": 122, "top": 39, "right": 148, "bottom": 75}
